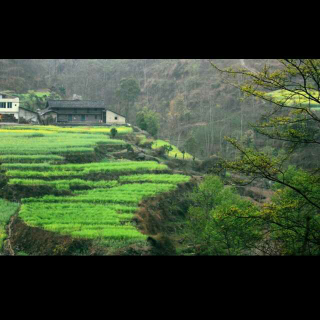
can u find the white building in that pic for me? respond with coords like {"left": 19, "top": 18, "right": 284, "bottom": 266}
{"left": 0, "top": 93, "right": 40, "bottom": 123}
{"left": 106, "top": 109, "right": 126, "bottom": 125}
{"left": 0, "top": 93, "right": 20, "bottom": 121}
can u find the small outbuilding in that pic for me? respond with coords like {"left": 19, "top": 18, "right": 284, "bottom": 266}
{"left": 19, "top": 107, "right": 40, "bottom": 123}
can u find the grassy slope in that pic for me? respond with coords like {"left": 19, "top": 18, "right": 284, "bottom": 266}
{"left": 152, "top": 139, "right": 193, "bottom": 159}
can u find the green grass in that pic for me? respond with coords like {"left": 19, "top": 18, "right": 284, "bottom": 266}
{"left": 152, "top": 139, "right": 193, "bottom": 159}
{"left": 0, "top": 199, "right": 19, "bottom": 251}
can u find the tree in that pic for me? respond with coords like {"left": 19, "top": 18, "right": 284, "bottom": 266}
{"left": 185, "top": 176, "right": 263, "bottom": 255}
{"left": 211, "top": 59, "right": 320, "bottom": 255}
{"left": 136, "top": 107, "right": 160, "bottom": 137}
{"left": 110, "top": 127, "right": 118, "bottom": 139}
{"left": 116, "top": 78, "right": 141, "bottom": 121}
{"left": 184, "top": 135, "right": 198, "bottom": 155}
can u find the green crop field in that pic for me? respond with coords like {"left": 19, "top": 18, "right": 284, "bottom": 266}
{"left": 0, "top": 125, "right": 191, "bottom": 252}
{"left": 8, "top": 179, "right": 119, "bottom": 191}
{"left": 1, "top": 125, "right": 133, "bottom": 136}
{"left": 5, "top": 161, "right": 169, "bottom": 180}
{"left": 119, "top": 174, "right": 191, "bottom": 184}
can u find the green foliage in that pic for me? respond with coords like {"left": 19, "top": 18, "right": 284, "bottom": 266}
{"left": 110, "top": 127, "right": 118, "bottom": 138}
{"left": 152, "top": 140, "right": 193, "bottom": 160}
{"left": 136, "top": 107, "right": 160, "bottom": 137}
{"left": 212, "top": 59, "right": 320, "bottom": 255}
{"left": 12, "top": 90, "right": 62, "bottom": 111}
{"left": 259, "top": 166, "right": 320, "bottom": 255}
{"left": 184, "top": 135, "right": 198, "bottom": 155}
{"left": 116, "top": 78, "right": 141, "bottom": 119}
{"left": 184, "top": 176, "right": 262, "bottom": 255}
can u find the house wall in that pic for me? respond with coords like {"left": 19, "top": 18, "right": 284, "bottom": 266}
{"left": 43, "top": 112, "right": 57, "bottom": 121}
{"left": 57, "top": 114, "right": 102, "bottom": 123}
{"left": 106, "top": 110, "right": 126, "bottom": 124}
{"left": 19, "top": 108, "right": 39, "bottom": 122}
{"left": 0, "top": 97, "right": 19, "bottom": 119}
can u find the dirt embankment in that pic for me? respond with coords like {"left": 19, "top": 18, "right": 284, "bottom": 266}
{"left": 133, "top": 179, "right": 198, "bottom": 255}
{"left": 8, "top": 217, "right": 97, "bottom": 256}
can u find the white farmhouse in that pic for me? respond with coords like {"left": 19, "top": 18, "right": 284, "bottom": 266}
{"left": 0, "top": 93, "right": 20, "bottom": 121}
{"left": 0, "top": 92, "right": 40, "bottom": 123}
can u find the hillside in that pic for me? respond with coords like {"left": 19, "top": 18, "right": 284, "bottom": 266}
{"left": 0, "top": 124, "right": 202, "bottom": 255}
{"left": 0, "top": 59, "right": 276, "bottom": 160}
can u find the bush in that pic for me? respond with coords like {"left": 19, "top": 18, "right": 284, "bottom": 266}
{"left": 136, "top": 107, "right": 160, "bottom": 137}
{"left": 184, "top": 175, "right": 263, "bottom": 255}
{"left": 110, "top": 128, "right": 118, "bottom": 139}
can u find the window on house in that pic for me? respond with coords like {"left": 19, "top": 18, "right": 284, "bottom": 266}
{"left": 68, "top": 115, "right": 72, "bottom": 121}
{"left": 7, "top": 102, "right": 12, "bottom": 108}
{"left": 115, "top": 116, "right": 118, "bottom": 120}
{"left": 0, "top": 102, "right": 6, "bottom": 108}
{"left": 81, "top": 115, "right": 85, "bottom": 121}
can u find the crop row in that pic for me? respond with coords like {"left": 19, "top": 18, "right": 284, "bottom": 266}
{"left": 0, "top": 155, "right": 65, "bottom": 163}
{"left": 119, "top": 174, "right": 191, "bottom": 184}
{"left": 22, "top": 183, "right": 177, "bottom": 205}
{"left": 6, "top": 162, "right": 169, "bottom": 179}
{"left": 2, "top": 161, "right": 166, "bottom": 171}
{"left": 1, "top": 126, "right": 133, "bottom": 136}
{"left": 8, "top": 179, "right": 119, "bottom": 191}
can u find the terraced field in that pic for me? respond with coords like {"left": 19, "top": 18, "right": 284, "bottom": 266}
{"left": 0, "top": 126, "right": 191, "bottom": 253}
{"left": 265, "top": 89, "right": 320, "bottom": 109}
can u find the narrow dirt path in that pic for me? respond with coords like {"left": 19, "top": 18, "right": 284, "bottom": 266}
{"left": 5, "top": 207, "right": 20, "bottom": 256}
{"left": 6, "top": 215, "right": 16, "bottom": 256}
{"left": 240, "top": 59, "right": 257, "bottom": 73}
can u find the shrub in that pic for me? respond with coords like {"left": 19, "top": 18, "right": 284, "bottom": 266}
{"left": 110, "top": 128, "right": 118, "bottom": 139}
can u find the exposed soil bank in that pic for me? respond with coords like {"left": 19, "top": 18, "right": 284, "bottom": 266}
{"left": 8, "top": 217, "right": 96, "bottom": 256}
{"left": 134, "top": 179, "right": 198, "bottom": 255}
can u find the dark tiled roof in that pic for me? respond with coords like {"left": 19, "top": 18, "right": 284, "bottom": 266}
{"left": 19, "top": 107, "right": 39, "bottom": 115}
{"left": 40, "top": 108, "right": 58, "bottom": 115}
{"left": 47, "top": 100, "right": 106, "bottom": 109}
